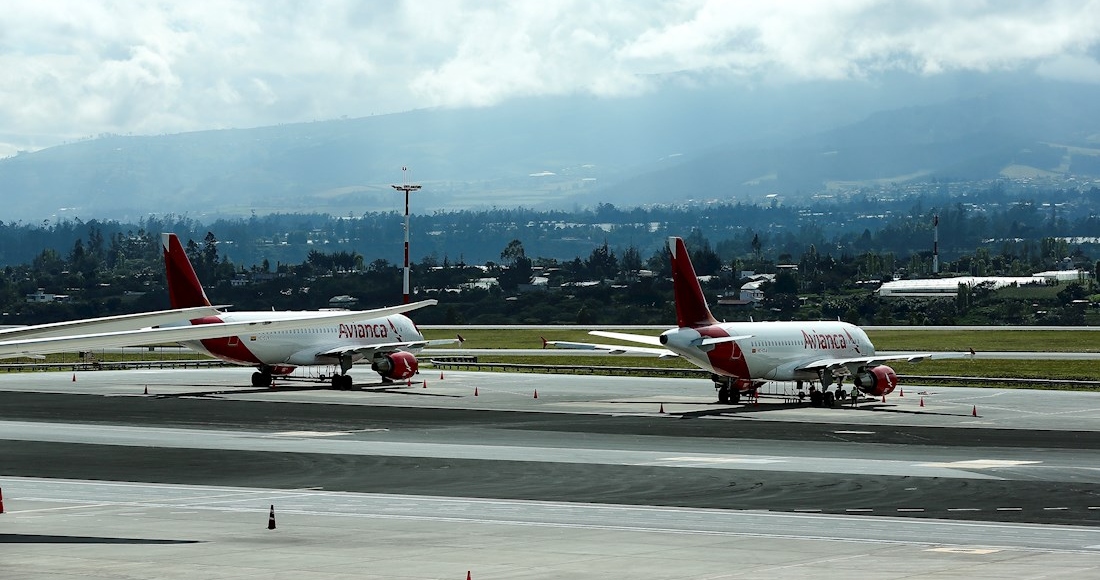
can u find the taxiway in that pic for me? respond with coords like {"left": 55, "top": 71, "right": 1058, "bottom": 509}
{"left": 1, "top": 367, "right": 1098, "bottom": 578}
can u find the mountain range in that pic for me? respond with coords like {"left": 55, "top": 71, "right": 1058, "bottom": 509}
{"left": 2, "top": 73, "right": 1099, "bottom": 223}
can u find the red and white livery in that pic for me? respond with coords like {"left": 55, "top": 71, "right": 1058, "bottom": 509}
{"left": 162, "top": 233, "right": 449, "bottom": 389}
{"left": 548, "top": 236, "right": 943, "bottom": 404}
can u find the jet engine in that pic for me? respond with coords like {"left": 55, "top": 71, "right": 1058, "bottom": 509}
{"left": 853, "top": 365, "right": 898, "bottom": 396}
{"left": 372, "top": 351, "right": 419, "bottom": 380}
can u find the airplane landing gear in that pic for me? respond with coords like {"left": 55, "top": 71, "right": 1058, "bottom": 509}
{"left": 330, "top": 374, "right": 353, "bottom": 390}
{"left": 714, "top": 376, "right": 742, "bottom": 404}
{"left": 251, "top": 370, "right": 272, "bottom": 388}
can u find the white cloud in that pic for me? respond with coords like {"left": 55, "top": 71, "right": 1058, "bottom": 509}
{"left": 1, "top": 0, "right": 1099, "bottom": 153}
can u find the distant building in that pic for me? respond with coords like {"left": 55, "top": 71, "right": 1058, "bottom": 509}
{"left": 25, "top": 289, "right": 70, "bottom": 303}
{"left": 328, "top": 295, "right": 358, "bottom": 307}
{"left": 876, "top": 270, "right": 1089, "bottom": 298}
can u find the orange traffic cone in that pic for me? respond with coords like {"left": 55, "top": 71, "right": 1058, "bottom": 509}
{"left": 972, "top": 405, "right": 978, "bottom": 417}
{"left": 267, "top": 505, "right": 276, "bottom": 530}
{"left": 533, "top": 389, "right": 538, "bottom": 399}
{"left": 659, "top": 403, "right": 665, "bottom": 414}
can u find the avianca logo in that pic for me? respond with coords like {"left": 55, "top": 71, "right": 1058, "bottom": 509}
{"left": 387, "top": 318, "right": 405, "bottom": 342}
{"left": 802, "top": 330, "right": 848, "bottom": 350}
{"left": 843, "top": 329, "right": 862, "bottom": 354}
{"left": 339, "top": 323, "right": 390, "bottom": 339}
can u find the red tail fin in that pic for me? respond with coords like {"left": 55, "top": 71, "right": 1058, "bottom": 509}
{"left": 668, "top": 236, "right": 718, "bottom": 328}
{"left": 162, "top": 233, "right": 212, "bottom": 308}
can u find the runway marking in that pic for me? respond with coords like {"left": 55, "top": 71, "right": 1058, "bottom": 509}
{"left": 896, "top": 508, "right": 924, "bottom": 512}
{"left": 917, "top": 459, "right": 1041, "bottom": 469}
{"left": 834, "top": 430, "right": 875, "bottom": 435}
{"left": 1043, "top": 507, "right": 1069, "bottom": 511}
{"left": 996, "top": 507, "right": 1023, "bottom": 511}
{"left": 926, "top": 547, "right": 1002, "bottom": 555}
{"left": 947, "top": 508, "right": 981, "bottom": 512}
{"left": 657, "top": 456, "right": 785, "bottom": 465}
{"left": 271, "top": 429, "right": 387, "bottom": 437}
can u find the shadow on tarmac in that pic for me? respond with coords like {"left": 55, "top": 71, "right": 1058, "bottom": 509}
{"left": 0, "top": 534, "right": 200, "bottom": 544}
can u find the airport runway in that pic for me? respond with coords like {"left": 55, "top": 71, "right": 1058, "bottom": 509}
{"left": 2, "top": 367, "right": 1099, "bottom": 578}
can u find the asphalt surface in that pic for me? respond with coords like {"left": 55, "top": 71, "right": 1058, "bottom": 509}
{"left": 2, "top": 368, "right": 1099, "bottom": 578}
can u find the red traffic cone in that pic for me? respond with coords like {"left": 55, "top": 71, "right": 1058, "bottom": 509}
{"left": 899, "top": 388, "right": 904, "bottom": 397}
{"left": 267, "top": 505, "right": 276, "bottom": 530}
{"left": 466, "top": 572, "right": 472, "bottom": 580}
{"left": 533, "top": 389, "right": 538, "bottom": 399}
{"left": 72, "top": 373, "right": 76, "bottom": 382}
{"left": 972, "top": 405, "right": 978, "bottom": 417}
{"left": 919, "top": 397, "right": 924, "bottom": 407}
{"left": 1, "top": 486, "right": 5, "bottom": 513}
{"left": 881, "top": 394, "right": 886, "bottom": 403}
{"left": 143, "top": 385, "right": 148, "bottom": 395}
{"left": 423, "top": 379, "right": 427, "bottom": 388}
{"left": 659, "top": 403, "right": 665, "bottom": 414}
{"left": 474, "top": 387, "right": 479, "bottom": 396}
{"left": 407, "top": 377, "right": 412, "bottom": 386}
{"left": 440, "top": 371, "right": 444, "bottom": 380}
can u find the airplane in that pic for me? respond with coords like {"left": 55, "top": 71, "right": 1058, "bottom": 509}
{"left": 161, "top": 232, "right": 455, "bottom": 389}
{"left": 545, "top": 236, "right": 952, "bottom": 404}
{"left": 0, "top": 302, "right": 436, "bottom": 360}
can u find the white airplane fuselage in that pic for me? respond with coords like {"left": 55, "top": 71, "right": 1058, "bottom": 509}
{"left": 176, "top": 312, "right": 424, "bottom": 369}
{"left": 661, "top": 320, "right": 874, "bottom": 382}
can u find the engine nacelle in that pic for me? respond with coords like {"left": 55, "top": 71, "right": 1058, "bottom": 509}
{"left": 372, "top": 351, "right": 419, "bottom": 380}
{"left": 853, "top": 365, "right": 899, "bottom": 396}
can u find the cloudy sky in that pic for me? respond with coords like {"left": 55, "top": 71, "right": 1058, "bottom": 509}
{"left": 2, "top": 0, "right": 1099, "bottom": 157}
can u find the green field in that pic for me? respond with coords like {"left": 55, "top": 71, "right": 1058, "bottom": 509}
{"left": 3, "top": 327, "right": 1096, "bottom": 388}
{"left": 421, "top": 327, "right": 1099, "bottom": 353}
{"left": 421, "top": 327, "right": 1100, "bottom": 385}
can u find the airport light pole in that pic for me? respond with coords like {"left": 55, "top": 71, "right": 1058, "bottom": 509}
{"left": 391, "top": 167, "right": 421, "bottom": 304}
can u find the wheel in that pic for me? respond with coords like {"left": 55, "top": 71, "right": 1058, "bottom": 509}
{"left": 731, "top": 389, "right": 741, "bottom": 404}
{"left": 341, "top": 374, "right": 353, "bottom": 389}
{"left": 717, "top": 384, "right": 730, "bottom": 404}
{"left": 251, "top": 371, "right": 271, "bottom": 388}
{"left": 330, "top": 375, "right": 340, "bottom": 389}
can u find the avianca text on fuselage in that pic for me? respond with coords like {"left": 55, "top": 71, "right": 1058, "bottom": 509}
{"left": 338, "top": 322, "right": 394, "bottom": 340}
{"left": 802, "top": 329, "right": 848, "bottom": 350}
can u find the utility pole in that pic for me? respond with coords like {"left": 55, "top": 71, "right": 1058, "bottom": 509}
{"left": 391, "top": 167, "right": 421, "bottom": 304}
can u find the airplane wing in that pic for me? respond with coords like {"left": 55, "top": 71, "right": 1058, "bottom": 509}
{"left": 794, "top": 351, "right": 969, "bottom": 373}
{"left": 543, "top": 330, "right": 754, "bottom": 357}
{"left": 0, "top": 305, "right": 228, "bottom": 340}
{"left": 0, "top": 299, "right": 438, "bottom": 359}
{"left": 316, "top": 340, "right": 430, "bottom": 358}
{"left": 543, "top": 331, "right": 674, "bottom": 357}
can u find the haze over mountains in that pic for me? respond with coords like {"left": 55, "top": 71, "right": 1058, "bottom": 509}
{"left": 2, "top": 73, "right": 1099, "bottom": 223}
